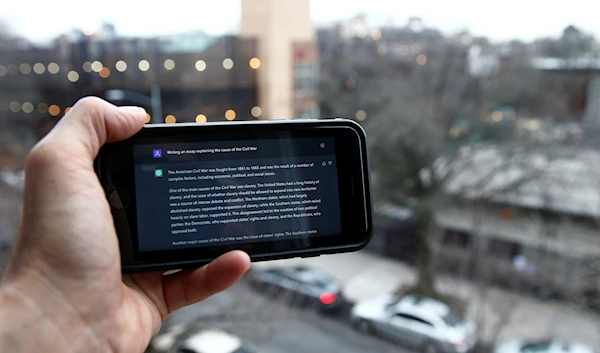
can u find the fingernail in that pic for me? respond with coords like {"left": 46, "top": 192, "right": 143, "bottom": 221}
{"left": 118, "top": 106, "right": 147, "bottom": 115}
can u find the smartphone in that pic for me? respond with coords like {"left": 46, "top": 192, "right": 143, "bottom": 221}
{"left": 95, "top": 119, "right": 372, "bottom": 273}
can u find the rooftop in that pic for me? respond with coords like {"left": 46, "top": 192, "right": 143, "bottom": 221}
{"left": 437, "top": 144, "right": 600, "bottom": 218}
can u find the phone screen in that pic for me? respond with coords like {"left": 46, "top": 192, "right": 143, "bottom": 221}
{"left": 132, "top": 137, "right": 342, "bottom": 252}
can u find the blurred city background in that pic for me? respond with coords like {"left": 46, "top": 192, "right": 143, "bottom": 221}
{"left": 1, "top": 1, "right": 599, "bottom": 353}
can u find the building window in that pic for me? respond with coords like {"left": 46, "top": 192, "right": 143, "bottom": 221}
{"left": 295, "top": 63, "right": 319, "bottom": 98}
{"left": 488, "top": 238, "right": 521, "bottom": 258}
{"left": 442, "top": 229, "right": 471, "bottom": 248}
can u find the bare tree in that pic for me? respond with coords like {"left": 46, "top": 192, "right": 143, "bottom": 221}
{"left": 320, "top": 29, "right": 489, "bottom": 298}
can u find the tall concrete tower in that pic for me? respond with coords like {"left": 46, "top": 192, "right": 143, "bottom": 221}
{"left": 241, "top": 0, "right": 318, "bottom": 120}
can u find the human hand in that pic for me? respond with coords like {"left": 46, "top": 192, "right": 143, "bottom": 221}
{"left": 0, "top": 97, "right": 250, "bottom": 352}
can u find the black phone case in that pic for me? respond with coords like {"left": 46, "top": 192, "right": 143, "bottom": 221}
{"left": 95, "top": 118, "right": 373, "bottom": 273}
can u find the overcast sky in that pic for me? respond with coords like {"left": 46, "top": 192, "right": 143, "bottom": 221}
{"left": 3, "top": 0, "right": 599, "bottom": 43}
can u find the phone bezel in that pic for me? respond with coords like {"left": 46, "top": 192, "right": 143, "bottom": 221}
{"left": 96, "top": 119, "right": 372, "bottom": 273}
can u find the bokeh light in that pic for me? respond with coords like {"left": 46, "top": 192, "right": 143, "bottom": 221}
{"left": 67, "top": 71, "right": 80, "bottom": 82}
{"left": 195, "top": 60, "right": 207, "bottom": 71}
{"left": 370, "top": 29, "right": 382, "bottom": 41}
{"left": 99, "top": 67, "right": 110, "bottom": 78}
{"left": 0, "top": 65, "right": 7, "bottom": 76}
{"left": 355, "top": 110, "right": 367, "bottom": 121}
{"left": 225, "top": 109, "right": 236, "bottom": 121}
{"left": 416, "top": 54, "right": 428, "bottom": 66}
{"left": 145, "top": 114, "right": 151, "bottom": 123}
{"left": 21, "top": 102, "right": 34, "bottom": 113}
{"left": 115, "top": 60, "right": 127, "bottom": 72}
{"left": 33, "top": 63, "right": 46, "bottom": 74}
{"left": 251, "top": 106, "right": 262, "bottom": 118}
{"left": 48, "top": 105, "right": 61, "bottom": 116}
{"left": 139, "top": 60, "right": 150, "bottom": 72}
{"left": 399, "top": 45, "right": 409, "bottom": 56}
{"left": 19, "top": 63, "right": 31, "bottom": 74}
{"left": 164, "top": 59, "right": 175, "bottom": 70}
{"left": 223, "top": 58, "right": 234, "bottom": 70}
{"left": 9, "top": 102, "right": 21, "bottom": 113}
{"left": 411, "top": 43, "right": 422, "bottom": 54}
{"left": 196, "top": 114, "right": 207, "bottom": 123}
{"left": 47, "top": 63, "right": 60, "bottom": 74}
{"left": 492, "top": 111, "right": 503, "bottom": 122}
{"left": 37, "top": 103, "right": 48, "bottom": 113}
{"left": 165, "top": 115, "right": 176, "bottom": 124}
{"left": 91, "top": 61, "right": 103, "bottom": 72}
{"left": 249, "top": 58, "right": 261, "bottom": 69}
{"left": 82, "top": 61, "right": 93, "bottom": 73}
{"left": 64, "top": 107, "right": 72, "bottom": 114}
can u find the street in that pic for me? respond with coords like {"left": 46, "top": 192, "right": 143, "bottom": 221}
{"left": 253, "top": 252, "right": 600, "bottom": 349}
{"left": 156, "top": 251, "right": 600, "bottom": 352}
{"left": 160, "top": 276, "right": 411, "bottom": 353}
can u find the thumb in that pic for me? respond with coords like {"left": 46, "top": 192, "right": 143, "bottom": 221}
{"left": 46, "top": 96, "right": 147, "bottom": 161}
{"left": 8, "top": 97, "right": 146, "bottom": 279}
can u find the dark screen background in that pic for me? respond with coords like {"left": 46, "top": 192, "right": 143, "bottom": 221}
{"left": 133, "top": 137, "right": 341, "bottom": 252}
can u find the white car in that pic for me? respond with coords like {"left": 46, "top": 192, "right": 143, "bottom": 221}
{"left": 351, "top": 294, "right": 476, "bottom": 353}
{"left": 494, "top": 339, "right": 596, "bottom": 353}
{"left": 149, "top": 325, "right": 256, "bottom": 353}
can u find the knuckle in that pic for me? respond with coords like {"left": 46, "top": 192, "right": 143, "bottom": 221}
{"left": 25, "top": 141, "right": 68, "bottom": 174}
{"left": 72, "top": 96, "right": 106, "bottom": 112}
{"left": 26, "top": 143, "right": 56, "bottom": 173}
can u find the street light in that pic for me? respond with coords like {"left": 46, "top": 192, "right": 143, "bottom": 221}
{"left": 104, "top": 87, "right": 162, "bottom": 124}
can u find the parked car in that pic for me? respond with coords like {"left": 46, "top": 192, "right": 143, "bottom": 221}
{"left": 149, "top": 325, "right": 256, "bottom": 353}
{"left": 250, "top": 266, "right": 343, "bottom": 311}
{"left": 351, "top": 294, "right": 476, "bottom": 353}
{"left": 494, "top": 339, "right": 596, "bottom": 353}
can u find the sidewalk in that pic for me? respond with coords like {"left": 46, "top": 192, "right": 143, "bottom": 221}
{"left": 252, "top": 250, "right": 600, "bottom": 349}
